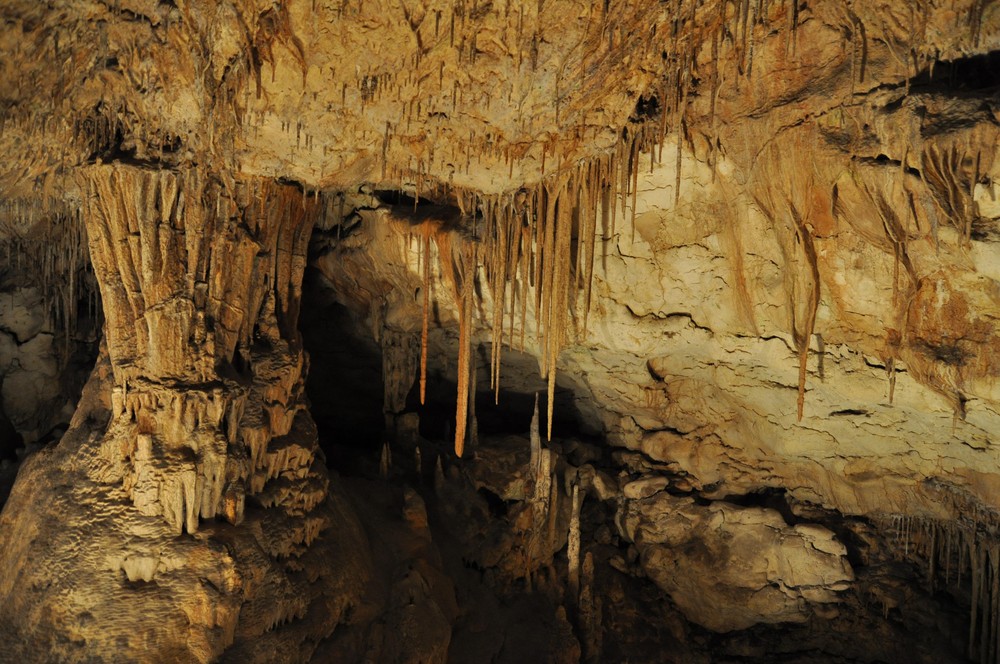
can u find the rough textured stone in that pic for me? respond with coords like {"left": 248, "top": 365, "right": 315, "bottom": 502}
{"left": 0, "top": 170, "right": 372, "bottom": 661}
{"left": 621, "top": 489, "right": 854, "bottom": 632}
{"left": 0, "top": 0, "right": 998, "bottom": 660}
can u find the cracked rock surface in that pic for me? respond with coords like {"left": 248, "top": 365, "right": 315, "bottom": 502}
{"left": 0, "top": 0, "right": 999, "bottom": 661}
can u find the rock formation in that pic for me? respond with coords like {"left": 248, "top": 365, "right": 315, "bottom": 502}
{"left": 0, "top": 0, "right": 999, "bottom": 662}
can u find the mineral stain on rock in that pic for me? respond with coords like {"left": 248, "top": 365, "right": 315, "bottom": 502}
{"left": 0, "top": 1, "right": 999, "bottom": 662}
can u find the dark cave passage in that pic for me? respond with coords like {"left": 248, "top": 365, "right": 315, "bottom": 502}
{"left": 0, "top": 264, "right": 101, "bottom": 506}
{"left": 2, "top": 1, "right": 1000, "bottom": 660}
{"left": 910, "top": 50, "right": 1000, "bottom": 96}
{"left": 299, "top": 241, "right": 602, "bottom": 477}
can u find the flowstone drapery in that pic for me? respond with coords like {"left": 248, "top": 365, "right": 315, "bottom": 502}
{"left": 0, "top": 166, "right": 370, "bottom": 662}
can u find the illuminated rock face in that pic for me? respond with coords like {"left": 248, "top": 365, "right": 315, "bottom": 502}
{"left": 621, "top": 490, "right": 854, "bottom": 632}
{"left": 84, "top": 165, "right": 320, "bottom": 534}
{"left": 0, "top": 167, "right": 369, "bottom": 662}
{"left": 0, "top": 0, "right": 999, "bottom": 661}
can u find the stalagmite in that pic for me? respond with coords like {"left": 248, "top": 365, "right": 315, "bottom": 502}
{"left": 530, "top": 392, "right": 541, "bottom": 475}
{"left": 568, "top": 481, "right": 583, "bottom": 603}
{"left": 379, "top": 441, "right": 392, "bottom": 479}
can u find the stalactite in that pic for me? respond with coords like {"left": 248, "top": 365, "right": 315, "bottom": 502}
{"left": 538, "top": 182, "right": 557, "bottom": 374}
{"left": 787, "top": 200, "right": 820, "bottom": 422}
{"left": 454, "top": 242, "right": 475, "bottom": 457}
{"left": 608, "top": 146, "right": 619, "bottom": 243}
{"left": 420, "top": 225, "right": 431, "bottom": 404}
{"left": 630, "top": 133, "right": 640, "bottom": 240}
{"left": 618, "top": 136, "right": 630, "bottom": 225}
{"left": 582, "top": 163, "right": 598, "bottom": 337}
{"left": 546, "top": 175, "right": 573, "bottom": 440}
{"left": 532, "top": 187, "right": 545, "bottom": 332}
{"left": 519, "top": 198, "right": 532, "bottom": 352}
{"left": 507, "top": 192, "right": 525, "bottom": 355}
{"left": 674, "top": 79, "right": 688, "bottom": 207}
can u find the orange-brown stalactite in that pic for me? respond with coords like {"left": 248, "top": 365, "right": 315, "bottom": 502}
{"left": 408, "top": 122, "right": 680, "bottom": 447}
{"left": 454, "top": 242, "right": 474, "bottom": 457}
{"left": 548, "top": 176, "right": 572, "bottom": 441}
{"left": 5, "top": 2, "right": 1000, "bottom": 660}
{"left": 789, "top": 198, "right": 820, "bottom": 422}
{"left": 420, "top": 223, "right": 431, "bottom": 405}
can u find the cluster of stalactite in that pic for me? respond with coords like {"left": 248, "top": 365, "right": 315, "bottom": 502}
{"left": 379, "top": 0, "right": 741, "bottom": 452}
{"left": 1, "top": 0, "right": 995, "bottom": 454}
{"left": 384, "top": 0, "right": 847, "bottom": 447}
{"left": 0, "top": 206, "right": 100, "bottom": 357}
{"left": 406, "top": 120, "right": 667, "bottom": 455}
{"left": 877, "top": 513, "right": 1000, "bottom": 663}
{"left": 354, "top": 0, "right": 766, "bottom": 195}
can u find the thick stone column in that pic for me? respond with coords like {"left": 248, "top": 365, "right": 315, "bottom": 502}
{"left": 85, "top": 164, "right": 318, "bottom": 534}
{"left": 0, "top": 164, "right": 370, "bottom": 663}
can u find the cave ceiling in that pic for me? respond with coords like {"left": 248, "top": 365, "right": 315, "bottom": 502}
{"left": 0, "top": 0, "right": 993, "bottom": 212}
{"left": 2, "top": 1, "right": 1000, "bottom": 662}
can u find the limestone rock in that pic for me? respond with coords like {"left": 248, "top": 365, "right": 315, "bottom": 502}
{"left": 0, "top": 0, "right": 998, "bottom": 660}
{"left": 0, "top": 171, "right": 372, "bottom": 661}
{"left": 621, "top": 490, "right": 854, "bottom": 632}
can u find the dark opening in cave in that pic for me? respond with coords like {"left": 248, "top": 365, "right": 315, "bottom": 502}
{"left": 291, "top": 187, "right": 992, "bottom": 662}
{"left": 0, "top": 267, "right": 100, "bottom": 504}
{"left": 299, "top": 250, "right": 599, "bottom": 472}
{"left": 911, "top": 50, "right": 1000, "bottom": 95}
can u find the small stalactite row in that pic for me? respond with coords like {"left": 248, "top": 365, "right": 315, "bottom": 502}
{"left": 876, "top": 514, "right": 1000, "bottom": 663}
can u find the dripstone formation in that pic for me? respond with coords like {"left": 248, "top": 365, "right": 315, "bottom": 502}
{"left": 0, "top": 1, "right": 999, "bottom": 662}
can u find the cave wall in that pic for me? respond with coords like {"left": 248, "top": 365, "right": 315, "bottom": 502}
{"left": 0, "top": 0, "right": 998, "bottom": 661}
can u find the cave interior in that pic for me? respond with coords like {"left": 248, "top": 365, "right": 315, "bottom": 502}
{"left": 1, "top": 1, "right": 1000, "bottom": 662}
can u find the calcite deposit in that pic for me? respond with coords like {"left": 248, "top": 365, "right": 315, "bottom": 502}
{"left": 621, "top": 488, "right": 854, "bottom": 632}
{"left": 0, "top": 0, "right": 999, "bottom": 662}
